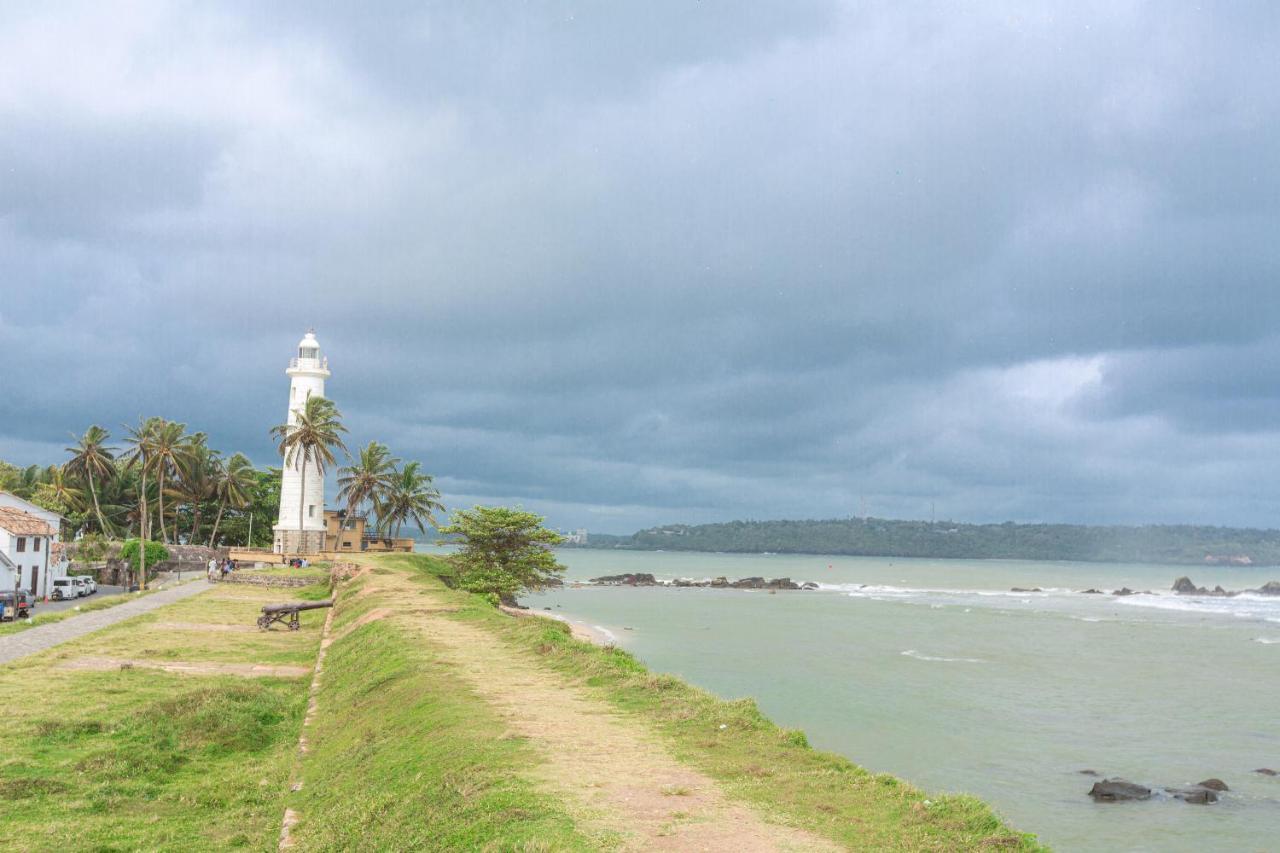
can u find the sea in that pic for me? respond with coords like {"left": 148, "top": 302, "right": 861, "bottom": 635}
{"left": 510, "top": 549, "right": 1280, "bottom": 852}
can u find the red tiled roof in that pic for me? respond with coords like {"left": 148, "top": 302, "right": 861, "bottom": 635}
{"left": 0, "top": 507, "right": 56, "bottom": 536}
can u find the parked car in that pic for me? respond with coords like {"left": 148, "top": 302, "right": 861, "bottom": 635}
{"left": 0, "top": 590, "right": 33, "bottom": 620}
{"left": 73, "top": 577, "right": 91, "bottom": 597}
{"left": 51, "top": 578, "right": 79, "bottom": 601}
{"left": 75, "top": 576, "right": 97, "bottom": 595}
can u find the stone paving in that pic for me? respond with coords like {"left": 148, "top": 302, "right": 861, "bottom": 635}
{"left": 0, "top": 580, "right": 212, "bottom": 667}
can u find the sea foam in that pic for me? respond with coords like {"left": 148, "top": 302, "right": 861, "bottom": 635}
{"left": 901, "top": 649, "right": 985, "bottom": 663}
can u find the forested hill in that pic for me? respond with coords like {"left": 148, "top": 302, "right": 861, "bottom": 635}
{"left": 571, "top": 518, "right": 1280, "bottom": 566}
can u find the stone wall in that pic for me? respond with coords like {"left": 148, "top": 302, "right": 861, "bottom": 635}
{"left": 216, "top": 573, "right": 324, "bottom": 589}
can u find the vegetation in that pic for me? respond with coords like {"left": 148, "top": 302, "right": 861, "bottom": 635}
{"left": 0, "top": 578, "right": 329, "bottom": 848}
{"left": 119, "top": 539, "right": 171, "bottom": 574}
{"left": 573, "top": 516, "right": 1280, "bottom": 566}
{"left": 337, "top": 441, "right": 444, "bottom": 539}
{"left": 439, "top": 506, "right": 565, "bottom": 605}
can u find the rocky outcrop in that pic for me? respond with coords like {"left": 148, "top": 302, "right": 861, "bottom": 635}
{"left": 1088, "top": 779, "right": 1151, "bottom": 801}
{"left": 1011, "top": 587, "right": 1043, "bottom": 593}
{"left": 591, "top": 574, "right": 811, "bottom": 590}
{"left": 1087, "top": 777, "right": 1225, "bottom": 805}
{"left": 1254, "top": 768, "right": 1277, "bottom": 776}
{"left": 1172, "top": 576, "right": 1280, "bottom": 596}
{"left": 589, "top": 573, "right": 659, "bottom": 586}
{"left": 1165, "top": 786, "right": 1219, "bottom": 804}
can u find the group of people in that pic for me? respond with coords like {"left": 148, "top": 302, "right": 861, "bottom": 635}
{"left": 207, "top": 557, "right": 239, "bottom": 581}
{"left": 286, "top": 557, "right": 311, "bottom": 568}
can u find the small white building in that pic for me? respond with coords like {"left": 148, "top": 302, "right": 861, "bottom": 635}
{"left": 0, "top": 492, "right": 69, "bottom": 598}
{"left": 0, "top": 507, "right": 59, "bottom": 598}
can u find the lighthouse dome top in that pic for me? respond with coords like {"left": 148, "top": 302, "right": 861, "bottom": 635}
{"left": 287, "top": 329, "right": 330, "bottom": 376}
{"left": 296, "top": 330, "right": 321, "bottom": 354}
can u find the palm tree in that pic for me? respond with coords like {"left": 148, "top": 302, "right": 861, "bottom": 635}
{"left": 122, "top": 417, "right": 162, "bottom": 590}
{"left": 35, "top": 466, "right": 85, "bottom": 536}
{"left": 336, "top": 441, "right": 399, "bottom": 523}
{"left": 378, "top": 461, "right": 445, "bottom": 538}
{"left": 66, "top": 426, "right": 116, "bottom": 535}
{"left": 174, "top": 435, "right": 216, "bottom": 544}
{"left": 208, "top": 453, "right": 255, "bottom": 546}
{"left": 149, "top": 420, "right": 192, "bottom": 544}
{"left": 271, "top": 396, "right": 348, "bottom": 550}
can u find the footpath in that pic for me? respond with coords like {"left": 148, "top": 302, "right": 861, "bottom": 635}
{"left": 0, "top": 580, "right": 211, "bottom": 666}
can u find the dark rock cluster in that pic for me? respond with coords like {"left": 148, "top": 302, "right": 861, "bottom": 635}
{"left": 1172, "top": 576, "right": 1280, "bottom": 596}
{"left": 1088, "top": 777, "right": 1230, "bottom": 805}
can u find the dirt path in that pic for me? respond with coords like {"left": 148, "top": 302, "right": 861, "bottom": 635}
{"left": 378, "top": 574, "right": 839, "bottom": 852}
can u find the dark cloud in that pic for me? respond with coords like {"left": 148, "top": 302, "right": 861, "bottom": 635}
{"left": 4, "top": 1, "right": 1280, "bottom": 532}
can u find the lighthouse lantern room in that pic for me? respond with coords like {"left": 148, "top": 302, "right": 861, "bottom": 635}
{"left": 273, "top": 330, "right": 331, "bottom": 554}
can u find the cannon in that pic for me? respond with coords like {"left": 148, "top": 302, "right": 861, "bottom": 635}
{"left": 257, "top": 599, "right": 334, "bottom": 631}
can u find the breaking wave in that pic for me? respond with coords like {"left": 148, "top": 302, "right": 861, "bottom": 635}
{"left": 901, "top": 649, "right": 985, "bottom": 663}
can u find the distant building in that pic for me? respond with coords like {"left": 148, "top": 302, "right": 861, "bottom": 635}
{"left": 562, "top": 528, "right": 588, "bottom": 545}
{"left": 323, "top": 509, "right": 415, "bottom": 554}
{"left": 0, "top": 500, "right": 67, "bottom": 598}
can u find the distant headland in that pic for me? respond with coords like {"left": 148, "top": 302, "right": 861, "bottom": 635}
{"left": 564, "top": 517, "right": 1280, "bottom": 567}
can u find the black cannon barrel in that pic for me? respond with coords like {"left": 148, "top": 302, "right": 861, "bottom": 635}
{"left": 260, "top": 599, "right": 334, "bottom": 614}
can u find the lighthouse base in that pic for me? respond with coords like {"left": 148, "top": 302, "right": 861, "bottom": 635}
{"left": 272, "top": 527, "right": 326, "bottom": 555}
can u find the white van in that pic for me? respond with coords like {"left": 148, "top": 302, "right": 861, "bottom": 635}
{"left": 77, "top": 576, "right": 97, "bottom": 595}
{"left": 51, "top": 578, "right": 79, "bottom": 601}
{"left": 72, "top": 577, "right": 90, "bottom": 597}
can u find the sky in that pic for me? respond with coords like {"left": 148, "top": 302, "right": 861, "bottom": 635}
{"left": 3, "top": 1, "right": 1280, "bottom": 534}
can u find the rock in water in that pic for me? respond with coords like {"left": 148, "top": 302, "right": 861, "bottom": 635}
{"left": 1196, "top": 778, "right": 1229, "bottom": 791}
{"left": 589, "top": 573, "right": 658, "bottom": 586}
{"left": 1089, "top": 779, "right": 1152, "bottom": 801}
{"left": 1081, "top": 588, "right": 1105, "bottom": 595}
{"left": 1078, "top": 769, "right": 1100, "bottom": 777}
{"left": 1166, "top": 786, "right": 1219, "bottom": 804}
{"left": 1254, "top": 768, "right": 1278, "bottom": 776}
{"left": 1254, "top": 582, "right": 1280, "bottom": 596}
{"left": 1172, "top": 576, "right": 1199, "bottom": 594}
{"left": 1112, "top": 588, "right": 1137, "bottom": 596}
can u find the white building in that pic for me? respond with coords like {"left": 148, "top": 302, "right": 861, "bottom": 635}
{"left": 273, "top": 330, "right": 331, "bottom": 554}
{"left": 0, "top": 501, "right": 64, "bottom": 598}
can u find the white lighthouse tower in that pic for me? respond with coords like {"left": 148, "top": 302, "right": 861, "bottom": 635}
{"left": 273, "top": 330, "right": 331, "bottom": 554}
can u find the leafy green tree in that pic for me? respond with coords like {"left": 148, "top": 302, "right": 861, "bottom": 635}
{"left": 271, "top": 396, "right": 348, "bottom": 546}
{"left": 65, "top": 426, "right": 116, "bottom": 535}
{"left": 378, "top": 461, "right": 444, "bottom": 538}
{"left": 337, "top": 441, "right": 399, "bottom": 522}
{"left": 118, "top": 538, "right": 170, "bottom": 583}
{"left": 439, "top": 506, "right": 565, "bottom": 605}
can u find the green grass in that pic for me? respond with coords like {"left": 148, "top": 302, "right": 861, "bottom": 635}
{"left": 0, "top": 580, "right": 330, "bottom": 850}
{"left": 381, "top": 553, "right": 1045, "bottom": 851}
{"left": 287, "top": 567, "right": 599, "bottom": 851}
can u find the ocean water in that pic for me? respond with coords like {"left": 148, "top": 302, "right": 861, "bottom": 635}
{"left": 516, "top": 549, "right": 1280, "bottom": 852}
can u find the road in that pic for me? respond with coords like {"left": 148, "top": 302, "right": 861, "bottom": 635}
{"left": 34, "top": 585, "right": 127, "bottom": 615}
{"left": 0, "top": 580, "right": 212, "bottom": 666}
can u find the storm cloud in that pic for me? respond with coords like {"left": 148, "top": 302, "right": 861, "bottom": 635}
{"left": 4, "top": 1, "right": 1280, "bottom": 532}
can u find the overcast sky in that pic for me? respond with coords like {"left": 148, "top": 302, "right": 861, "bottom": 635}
{"left": 4, "top": 2, "right": 1280, "bottom": 533}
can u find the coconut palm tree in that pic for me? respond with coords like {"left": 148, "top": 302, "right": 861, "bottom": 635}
{"left": 378, "top": 461, "right": 445, "bottom": 539}
{"left": 122, "top": 417, "right": 163, "bottom": 590}
{"left": 271, "top": 396, "right": 348, "bottom": 550}
{"left": 65, "top": 425, "right": 117, "bottom": 535}
{"left": 149, "top": 420, "right": 193, "bottom": 544}
{"left": 173, "top": 436, "right": 217, "bottom": 544}
{"left": 208, "top": 453, "right": 255, "bottom": 546}
{"left": 336, "top": 441, "right": 399, "bottom": 523}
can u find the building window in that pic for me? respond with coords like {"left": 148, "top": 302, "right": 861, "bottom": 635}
{"left": 308, "top": 505, "right": 315, "bottom": 518}
{"left": 16, "top": 537, "right": 24, "bottom": 553}
{"left": 33, "top": 538, "right": 40, "bottom": 552}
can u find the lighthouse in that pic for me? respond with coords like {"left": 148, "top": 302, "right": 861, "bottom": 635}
{"left": 273, "top": 330, "right": 331, "bottom": 554}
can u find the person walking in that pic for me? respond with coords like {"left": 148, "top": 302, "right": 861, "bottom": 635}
{"left": 207, "top": 557, "right": 217, "bottom": 582}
